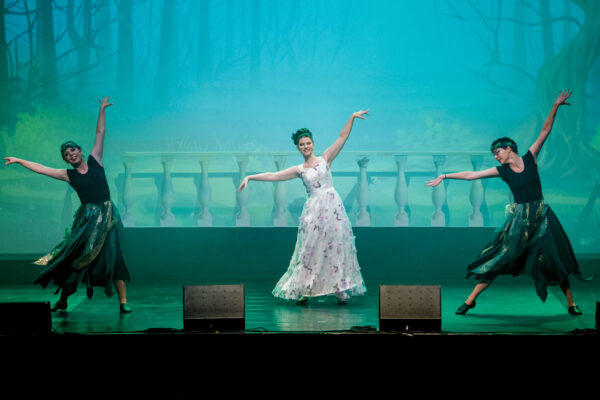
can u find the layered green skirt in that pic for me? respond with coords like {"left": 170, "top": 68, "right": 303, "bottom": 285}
{"left": 34, "top": 201, "right": 130, "bottom": 299}
{"left": 467, "top": 200, "right": 587, "bottom": 301}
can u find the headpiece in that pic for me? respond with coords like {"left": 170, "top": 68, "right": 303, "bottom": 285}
{"left": 291, "top": 128, "right": 313, "bottom": 145}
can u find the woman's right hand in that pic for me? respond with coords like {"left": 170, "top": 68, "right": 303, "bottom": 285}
{"left": 3, "top": 157, "right": 21, "bottom": 166}
{"left": 238, "top": 176, "right": 249, "bottom": 192}
{"left": 425, "top": 175, "right": 444, "bottom": 187}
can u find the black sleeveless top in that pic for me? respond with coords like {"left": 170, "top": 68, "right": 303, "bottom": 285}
{"left": 67, "top": 155, "right": 111, "bottom": 204}
{"left": 496, "top": 151, "right": 543, "bottom": 204}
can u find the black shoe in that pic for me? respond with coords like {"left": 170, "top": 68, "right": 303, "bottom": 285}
{"left": 568, "top": 305, "right": 582, "bottom": 315}
{"left": 50, "top": 301, "right": 67, "bottom": 312}
{"left": 295, "top": 296, "right": 308, "bottom": 305}
{"left": 456, "top": 301, "right": 476, "bottom": 315}
{"left": 120, "top": 303, "right": 132, "bottom": 313}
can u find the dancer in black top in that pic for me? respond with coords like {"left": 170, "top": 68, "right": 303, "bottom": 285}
{"left": 426, "top": 90, "right": 588, "bottom": 315}
{"left": 4, "top": 97, "right": 131, "bottom": 313}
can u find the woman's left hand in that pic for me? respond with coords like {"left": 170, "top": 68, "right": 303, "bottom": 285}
{"left": 555, "top": 90, "right": 571, "bottom": 106}
{"left": 100, "top": 96, "right": 114, "bottom": 109}
{"left": 353, "top": 110, "right": 369, "bottom": 119}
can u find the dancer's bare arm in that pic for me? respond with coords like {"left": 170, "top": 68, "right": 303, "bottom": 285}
{"left": 3, "top": 157, "right": 68, "bottom": 182}
{"left": 529, "top": 90, "right": 571, "bottom": 161}
{"left": 90, "top": 96, "right": 114, "bottom": 165}
{"left": 238, "top": 166, "right": 300, "bottom": 192}
{"left": 425, "top": 168, "right": 499, "bottom": 187}
{"left": 321, "top": 110, "right": 368, "bottom": 165}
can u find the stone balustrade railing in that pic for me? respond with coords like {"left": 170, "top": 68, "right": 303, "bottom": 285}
{"left": 111, "top": 151, "right": 499, "bottom": 228}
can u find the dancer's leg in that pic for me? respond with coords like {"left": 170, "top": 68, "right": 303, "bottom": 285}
{"left": 114, "top": 279, "right": 131, "bottom": 313}
{"left": 456, "top": 281, "right": 491, "bottom": 315}
{"left": 560, "top": 278, "right": 582, "bottom": 314}
{"left": 51, "top": 282, "right": 77, "bottom": 311}
{"left": 465, "top": 282, "right": 490, "bottom": 305}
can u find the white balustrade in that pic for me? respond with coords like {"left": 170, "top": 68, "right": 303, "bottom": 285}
{"left": 108, "top": 151, "right": 492, "bottom": 228}
{"left": 120, "top": 155, "right": 135, "bottom": 226}
{"left": 431, "top": 155, "right": 446, "bottom": 226}
{"left": 235, "top": 155, "right": 250, "bottom": 226}
{"left": 195, "top": 156, "right": 212, "bottom": 226}
{"left": 394, "top": 155, "right": 409, "bottom": 226}
{"left": 355, "top": 156, "right": 371, "bottom": 226}
{"left": 159, "top": 155, "right": 175, "bottom": 227}
{"left": 469, "top": 155, "right": 484, "bottom": 227}
{"left": 272, "top": 155, "right": 288, "bottom": 226}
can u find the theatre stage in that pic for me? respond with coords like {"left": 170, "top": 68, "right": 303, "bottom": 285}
{"left": 1, "top": 227, "right": 597, "bottom": 338}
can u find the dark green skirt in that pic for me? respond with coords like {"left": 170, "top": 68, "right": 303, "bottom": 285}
{"left": 467, "top": 200, "right": 587, "bottom": 301}
{"left": 34, "top": 201, "right": 130, "bottom": 299}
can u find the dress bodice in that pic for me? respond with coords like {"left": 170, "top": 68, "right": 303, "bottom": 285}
{"left": 299, "top": 157, "right": 334, "bottom": 196}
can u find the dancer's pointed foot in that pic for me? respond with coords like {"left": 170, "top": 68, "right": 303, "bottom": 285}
{"left": 336, "top": 296, "right": 348, "bottom": 305}
{"left": 120, "top": 303, "right": 132, "bottom": 313}
{"left": 295, "top": 296, "right": 308, "bottom": 305}
{"left": 568, "top": 305, "right": 582, "bottom": 315}
{"left": 455, "top": 300, "right": 476, "bottom": 315}
{"left": 50, "top": 300, "right": 68, "bottom": 312}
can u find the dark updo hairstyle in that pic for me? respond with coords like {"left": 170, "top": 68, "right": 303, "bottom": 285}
{"left": 490, "top": 137, "right": 518, "bottom": 154}
{"left": 291, "top": 128, "right": 313, "bottom": 145}
{"left": 60, "top": 141, "right": 82, "bottom": 160}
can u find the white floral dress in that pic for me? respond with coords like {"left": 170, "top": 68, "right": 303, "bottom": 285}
{"left": 272, "top": 157, "right": 367, "bottom": 300}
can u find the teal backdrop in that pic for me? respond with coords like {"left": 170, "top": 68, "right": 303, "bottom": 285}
{"left": 1, "top": 1, "right": 599, "bottom": 254}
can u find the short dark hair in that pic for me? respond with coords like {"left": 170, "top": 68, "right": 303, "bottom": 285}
{"left": 60, "top": 141, "right": 82, "bottom": 160}
{"left": 491, "top": 137, "right": 518, "bottom": 154}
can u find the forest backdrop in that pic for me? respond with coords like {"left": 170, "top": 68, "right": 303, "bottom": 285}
{"left": 1, "top": 0, "right": 599, "bottom": 254}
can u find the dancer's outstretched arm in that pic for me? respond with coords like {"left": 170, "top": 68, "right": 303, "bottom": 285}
{"left": 425, "top": 167, "right": 499, "bottom": 187}
{"left": 90, "top": 96, "right": 114, "bottom": 165}
{"left": 3, "top": 157, "right": 68, "bottom": 182}
{"left": 238, "top": 166, "right": 300, "bottom": 192}
{"left": 529, "top": 90, "right": 571, "bottom": 161}
{"left": 321, "top": 110, "right": 368, "bottom": 165}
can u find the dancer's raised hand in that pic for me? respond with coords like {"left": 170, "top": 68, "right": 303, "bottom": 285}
{"left": 353, "top": 110, "right": 369, "bottom": 120}
{"left": 555, "top": 90, "right": 571, "bottom": 106}
{"left": 100, "top": 96, "right": 114, "bottom": 109}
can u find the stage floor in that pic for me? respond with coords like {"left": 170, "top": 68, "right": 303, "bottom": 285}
{"left": 1, "top": 277, "right": 597, "bottom": 336}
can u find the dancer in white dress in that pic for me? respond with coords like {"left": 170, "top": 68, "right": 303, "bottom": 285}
{"left": 238, "top": 110, "right": 369, "bottom": 304}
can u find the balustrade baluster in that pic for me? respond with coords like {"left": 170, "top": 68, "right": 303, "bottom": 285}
{"left": 196, "top": 156, "right": 212, "bottom": 226}
{"left": 120, "top": 156, "right": 135, "bottom": 226}
{"left": 469, "top": 155, "right": 484, "bottom": 227}
{"left": 394, "top": 155, "right": 409, "bottom": 226}
{"left": 159, "top": 156, "right": 175, "bottom": 227}
{"left": 431, "top": 155, "right": 446, "bottom": 226}
{"left": 236, "top": 155, "right": 250, "bottom": 226}
{"left": 356, "top": 156, "right": 371, "bottom": 226}
{"left": 273, "top": 155, "right": 288, "bottom": 226}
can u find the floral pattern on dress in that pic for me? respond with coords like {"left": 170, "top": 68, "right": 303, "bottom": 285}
{"left": 272, "top": 157, "right": 367, "bottom": 300}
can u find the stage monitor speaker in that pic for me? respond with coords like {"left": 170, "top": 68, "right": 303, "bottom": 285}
{"left": 379, "top": 285, "right": 441, "bottom": 332}
{"left": 0, "top": 302, "right": 52, "bottom": 335}
{"left": 183, "top": 284, "right": 245, "bottom": 332}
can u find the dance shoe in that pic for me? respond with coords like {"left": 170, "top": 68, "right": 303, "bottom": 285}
{"left": 568, "top": 305, "right": 582, "bottom": 315}
{"left": 120, "top": 303, "right": 132, "bottom": 313}
{"left": 336, "top": 296, "right": 348, "bottom": 305}
{"left": 295, "top": 296, "right": 308, "bottom": 305}
{"left": 50, "top": 301, "right": 68, "bottom": 312}
{"left": 455, "top": 300, "right": 476, "bottom": 315}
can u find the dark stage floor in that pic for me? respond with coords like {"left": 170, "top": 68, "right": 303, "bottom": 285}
{"left": 1, "top": 277, "right": 597, "bottom": 336}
